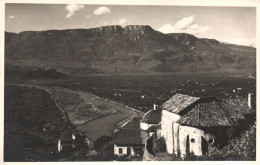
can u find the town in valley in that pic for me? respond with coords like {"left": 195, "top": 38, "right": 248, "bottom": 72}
{"left": 3, "top": 2, "right": 257, "bottom": 161}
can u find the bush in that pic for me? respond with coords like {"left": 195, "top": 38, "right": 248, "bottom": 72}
{"left": 98, "top": 143, "right": 114, "bottom": 161}
{"left": 204, "top": 121, "right": 256, "bottom": 161}
{"left": 153, "top": 137, "right": 166, "bottom": 153}
{"left": 94, "top": 135, "right": 112, "bottom": 152}
{"left": 94, "top": 135, "right": 114, "bottom": 161}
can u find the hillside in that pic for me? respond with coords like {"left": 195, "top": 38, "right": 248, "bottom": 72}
{"left": 5, "top": 25, "right": 256, "bottom": 75}
{"left": 4, "top": 85, "right": 88, "bottom": 161}
{"left": 5, "top": 64, "right": 66, "bottom": 80}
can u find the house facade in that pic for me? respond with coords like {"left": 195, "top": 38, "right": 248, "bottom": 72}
{"left": 160, "top": 93, "right": 254, "bottom": 158}
{"left": 114, "top": 144, "right": 142, "bottom": 157}
{"left": 161, "top": 94, "right": 203, "bottom": 156}
{"left": 113, "top": 93, "right": 254, "bottom": 159}
{"left": 112, "top": 117, "right": 144, "bottom": 158}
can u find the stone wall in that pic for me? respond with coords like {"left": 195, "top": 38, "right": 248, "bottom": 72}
{"left": 143, "top": 136, "right": 157, "bottom": 161}
{"left": 143, "top": 135, "right": 170, "bottom": 161}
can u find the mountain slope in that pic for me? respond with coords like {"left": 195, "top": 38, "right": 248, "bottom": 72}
{"left": 5, "top": 25, "right": 256, "bottom": 75}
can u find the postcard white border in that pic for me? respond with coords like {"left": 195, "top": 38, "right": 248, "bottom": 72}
{"left": 0, "top": 0, "right": 259, "bottom": 165}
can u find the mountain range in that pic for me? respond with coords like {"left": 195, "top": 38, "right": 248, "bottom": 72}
{"left": 5, "top": 25, "right": 256, "bottom": 75}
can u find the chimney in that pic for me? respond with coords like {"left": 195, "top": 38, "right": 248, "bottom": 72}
{"left": 153, "top": 104, "right": 158, "bottom": 110}
{"left": 248, "top": 93, "right": 253, "bottom": 109}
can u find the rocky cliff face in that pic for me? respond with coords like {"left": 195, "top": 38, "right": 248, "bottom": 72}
{"left": 6, "top": 25, "right": 156, "bottom": 41}
{"left": 5, "top": 25, "right": 256, "bottom": 75}
{"left": 124, "top": 25, "right": 154, "bottom": 34}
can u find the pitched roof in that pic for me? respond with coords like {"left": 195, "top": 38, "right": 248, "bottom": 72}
{"left": 177, "top": 98, "right": 254, "bottom": 127}
{"left": 140, "top": 109, "right": 161, "bottom": 124}
{"left": 146, "top": 125, "right": 159, "bottom": 132}
{"left": 177, "top": 102, "right": 235, "bottom": 127}
{"left": 223, "top": 98, "right": 254, "bottom": 115}
{"left": 121, "top": 117, "right": 140, "bottom": 129}
{"left": 161, "top": 94, "right": 200, "bottom": 114}
{"left": 112, "top": 129, "right": 143, "bottom": 146}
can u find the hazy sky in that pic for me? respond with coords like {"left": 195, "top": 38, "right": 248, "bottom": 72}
{"left": 5, "top": 4, "right": 256, "bottom": 46}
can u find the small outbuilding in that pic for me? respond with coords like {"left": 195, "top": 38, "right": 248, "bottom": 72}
{"left": 112, "top": 117, "right": 145, "bottom": 159}
{"left": 113, "top": 129, "right": 143, "bottom": 157}
{"left": 140, "top": 104, "right": 161, "bottom": 131}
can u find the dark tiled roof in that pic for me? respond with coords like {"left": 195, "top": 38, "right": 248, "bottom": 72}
{"left": 146, "top": 125, "right": 159, "bottom": 132}
{"left": 140, "top": 109, "right": 161, "bottom": 124}
{"left": 177, "top": 98, "right": 254, "bottom": 127}
{"left": 112, "top": 129, "right": 143, "bottom": 146}
{"left": 222, "top": 98, "right": 254, "bottom": 115}
{"left": 121, "top": 117, "right": 140, "bottom": 129}
{"left": 161, "top": 94, "right": 200, "bottom": 114}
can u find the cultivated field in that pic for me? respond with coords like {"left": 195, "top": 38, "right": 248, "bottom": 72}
{"left": 31, "top": 86, "right": 142, "bottom": 141}
{"left": 29, "top": 73, "right": 256, "bottom": 113}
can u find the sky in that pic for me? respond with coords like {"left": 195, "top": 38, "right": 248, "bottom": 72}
{"left": 5, "top": 4, "right": 256, "bottom": 46}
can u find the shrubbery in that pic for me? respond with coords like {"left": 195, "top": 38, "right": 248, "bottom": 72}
{"left": 94, "top": 135, "right": 114, "bottom": 161}
{"left": 153, "top": 137, "right": 166, "bottom": 153}
{"left": 205, "top": 121, "right": 256, "bottom": 160}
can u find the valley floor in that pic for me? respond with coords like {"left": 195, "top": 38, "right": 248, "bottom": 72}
{"left": 7, "top": 84, "right": 143, "bottom": 142}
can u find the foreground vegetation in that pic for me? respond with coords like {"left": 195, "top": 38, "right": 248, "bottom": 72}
{"left": 4, "top": 85, "right": 88, "bottom": 161}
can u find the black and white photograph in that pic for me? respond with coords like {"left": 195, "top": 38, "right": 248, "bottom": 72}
{"left": 1, "top": 0, "right": 259, "bottom": 162}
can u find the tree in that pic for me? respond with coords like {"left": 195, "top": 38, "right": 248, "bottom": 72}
{"left": 94, "top": 135, "right": 114, "bottom": 161}
{"left": 94, "top": 135, "right": 112, "bottom": 152}
{"left": 153, "top": 137, "right": 166, "bottom": 153}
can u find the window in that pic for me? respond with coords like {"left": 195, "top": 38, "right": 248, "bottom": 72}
{"left": 119, "top": 148, "right": 123, "bottom": 154}
{"left": 191, "top": 138, "right": 195, "bottom": 143}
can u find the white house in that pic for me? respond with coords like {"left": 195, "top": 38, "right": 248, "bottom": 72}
{"left": 161, "top": 94, "right": 200, "bottom": 155}
{"left": 113, "top": 128, "right": 143, "bottom": 157}
{"left": 160, "top": 93, "right": 254, "bottom": 158}
{"left": 140, "top": 104, "right": 161, "bottom": 131}
{"left": 112, "top": 117, "right": 144, "bottom": 158}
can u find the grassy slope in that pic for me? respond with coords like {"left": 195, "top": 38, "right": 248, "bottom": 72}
{"left": 4, "top": 85, "right": 88, "bottom": 161}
